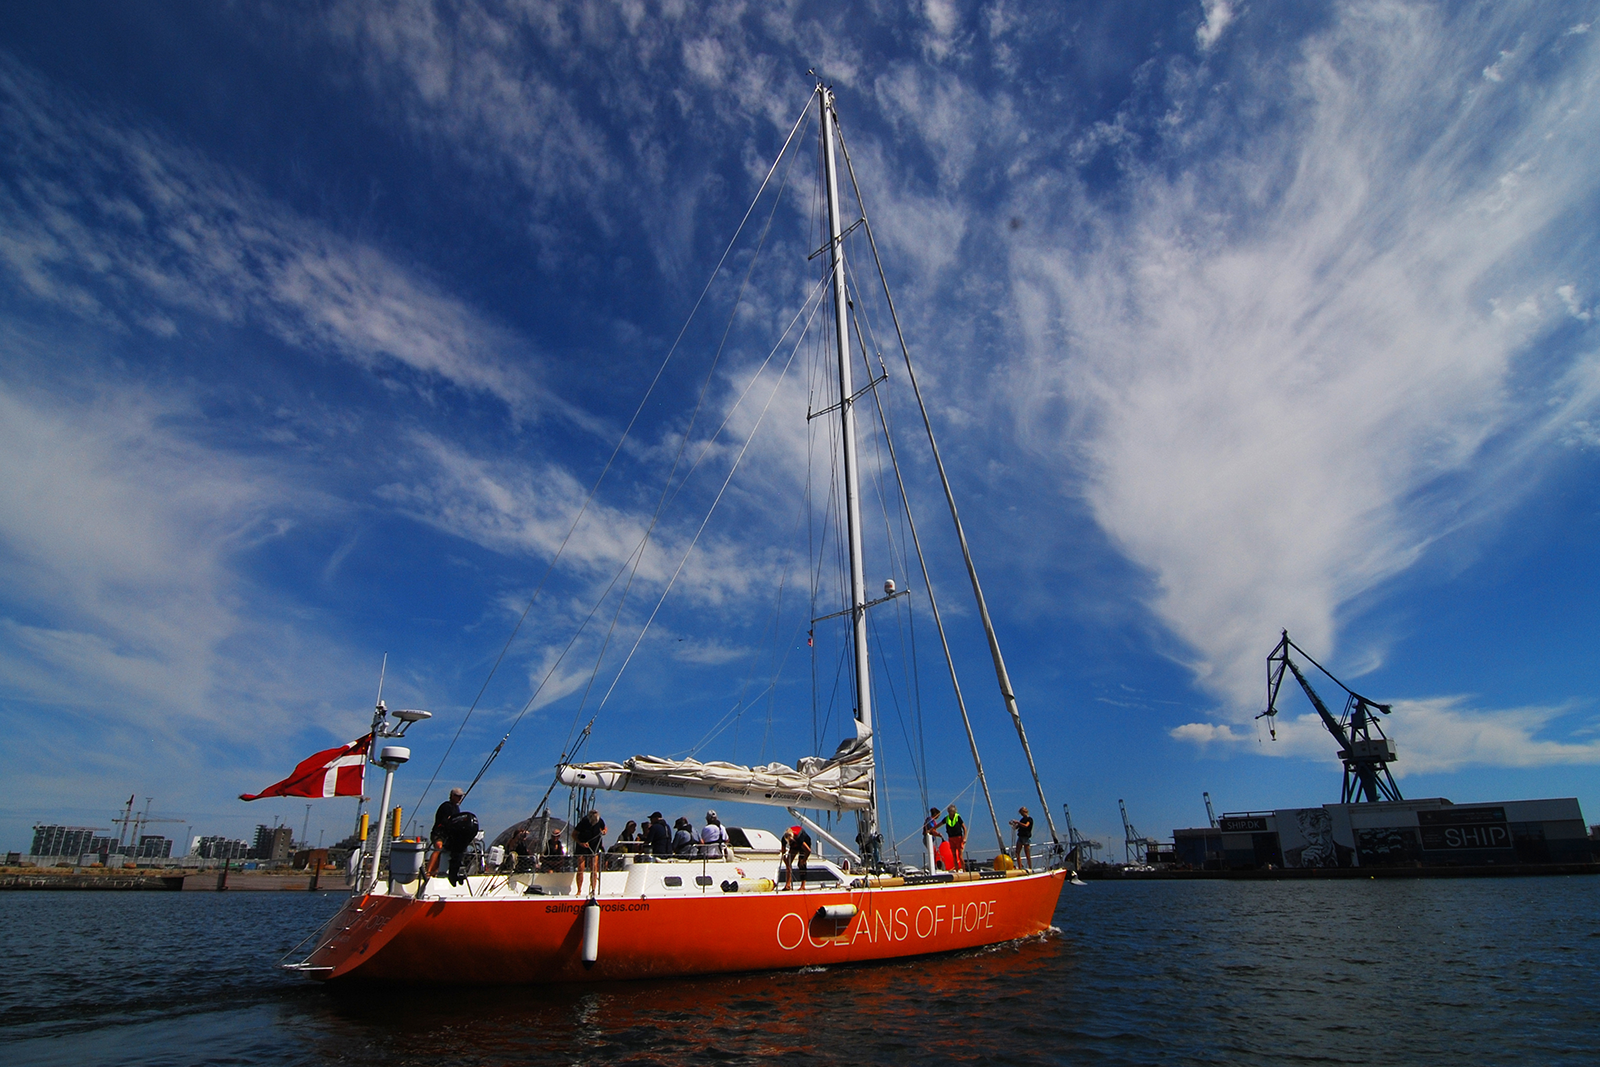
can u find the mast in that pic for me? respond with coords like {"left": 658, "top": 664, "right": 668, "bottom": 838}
{"left": 820, "top": 85, "right": 879, "bottom": 863}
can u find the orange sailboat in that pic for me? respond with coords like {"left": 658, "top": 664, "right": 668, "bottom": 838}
{"left": 289, "top": 83, "right": 1067, "bottom": 985}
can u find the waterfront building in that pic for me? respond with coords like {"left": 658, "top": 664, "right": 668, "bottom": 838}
{"left": 1171, "top": 797, "right": 1592, "bottom": 870}
{"left": 29, "top": 825, "right": 111, "bottom": 858}
{"left": 251, "top": 825, "right": 293, "bottom": 864}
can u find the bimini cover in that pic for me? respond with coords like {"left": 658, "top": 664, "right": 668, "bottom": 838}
{"left": 559, "top": 737, "right": 873, "bottom": 811}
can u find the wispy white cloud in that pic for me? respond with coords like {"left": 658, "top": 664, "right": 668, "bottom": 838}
{"left": 0, "top": 55, "right": 536, "bottom": 410}
{"left": 0, "top": 371, "right": 370, "bottom": 745}
{"left": 1196, "top": 1, "right": 1236, "bottom": 51}
{"left": 1012, "top": 2, "right": 1600, "bottom": 727}
{"left": 1172, "top": 697, "right": 1600, "bottom": 774}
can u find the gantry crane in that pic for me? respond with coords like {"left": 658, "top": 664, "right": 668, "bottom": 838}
{"left": 1257, "top": 629, "right": 1402, "bottom": 803}
{"left": 1061, "top": 804, "right": 1103, "bottom": 867}
{"left": 1119, "top": 799, "right": 1159, "bottom": 865}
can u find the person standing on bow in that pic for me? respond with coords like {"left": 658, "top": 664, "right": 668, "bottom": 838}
{"left": 699, "top": 810, "right": 729, "bottom": 859}
{"left": 573, "top": 809, "right": 606, "bottom": 897}
{"left": 1010, "top": 806, "right": 1035, "bottom": 870}
{"left": 943, "top": 804, "right": 967, "bottom": 872}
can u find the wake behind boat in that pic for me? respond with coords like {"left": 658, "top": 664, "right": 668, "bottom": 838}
{"left": 287, "top": 83, "right": 1067, "bottom": 985}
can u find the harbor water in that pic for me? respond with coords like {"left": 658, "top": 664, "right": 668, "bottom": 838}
{"left": 2, "top": 876, "right": 1595, "bottom": 1065}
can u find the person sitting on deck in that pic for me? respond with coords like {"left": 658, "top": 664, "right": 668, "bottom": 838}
{"left": 609, "top": 820, "right": 639, "bottom": 852}
{"left": 645, "top": 812, "right": 672, "bottom": 857}
{"left": 544, "top": 825, "right": 565, "bottom": 858}
{"left": 504, "top": 825, "right": 532, "bottom": 872}
{"left": 671, "top": 817, "right": 695, "bottom": 855}
{"left": 781, "top": 825, "right": 813, "bottom": 890}
{"left": 699, "top": 810, "right": 729, "bottom": 858}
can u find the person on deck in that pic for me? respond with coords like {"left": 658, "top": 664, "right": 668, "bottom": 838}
{"left": 781, "top": 825, "right": 812, "bottom": 890}
{"left": 609, "top": 819, "right": 639, "bottom": 853}
{"left": 504, "top": 825, "right": 532, "bottom": 872}
{"left": 672, "top": 817, "right": 695, "bottom": 855}
{"left": 943, "top": 804, "right": 967, "bottom": 871}
{"left": 426, "top": 787, "right": 465, "bottom": 879}
{"left": 544, "top": 825, "right": 565, "bottom": 858}
{"left": 1010, "top": 806, "right": 1035, "bottom": 870}
{"left": 574, "top": 809, "right": 606, "bottom": 897}
{"left": 922, "top": 807, "right": 943, "bottom": 868}
{"left": 699, "top": 810, "right": 729, "bottom": 858}
{"left": 645, "top": 812, "right": 672, "bottom": 857}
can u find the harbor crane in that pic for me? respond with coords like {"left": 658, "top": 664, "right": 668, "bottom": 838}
{"left": 1257, "top": 629, "right": 1402, "bottom": 803}
{"left": 1118, "top": 799, "right": 1159, "bottom": 866}
{"left": 1061, "top": 804, "right": 1103, "bottom": 866}
{"left": 1203, "top": 792, "right": 1218, "bottom": 829}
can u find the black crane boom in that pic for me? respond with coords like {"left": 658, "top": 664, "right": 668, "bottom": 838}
{"left": 1259, "top": 630, "right": 1402, "bottom": 803}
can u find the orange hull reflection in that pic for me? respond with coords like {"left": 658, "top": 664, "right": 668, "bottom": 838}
{"left": 305, "top": 870, "right": 1066, "bottom": 984}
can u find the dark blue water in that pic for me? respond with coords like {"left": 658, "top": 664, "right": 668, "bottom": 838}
{"left": 3, "top": 877, "right": 1596, "bottom": 1065}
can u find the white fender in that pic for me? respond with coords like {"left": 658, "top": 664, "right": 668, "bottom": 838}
{"left": 582, "top": 901, "right": 601, "bottom": 965}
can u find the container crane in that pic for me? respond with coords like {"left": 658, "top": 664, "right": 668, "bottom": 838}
{"left": 1257, "top": 629, "right": 1402, "bottom": 803}
{"left": 1061, "top": 804, "right": 1103, "bottom": 866}
{"left": 1118, "top": 799, "right": 1159, "bottom": 865}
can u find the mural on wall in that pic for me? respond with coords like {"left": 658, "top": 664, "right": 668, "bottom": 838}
{"left": 1279, "top": 808, "right": 1354, "bottom": 868}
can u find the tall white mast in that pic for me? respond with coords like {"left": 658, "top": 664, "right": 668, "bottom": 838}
{"left": 820, "top": 85, "right": 879, "bottom": 860}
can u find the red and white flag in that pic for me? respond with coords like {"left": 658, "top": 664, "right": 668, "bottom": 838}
{"left": 239, "top": 735, "right": 369, "bottom": 801}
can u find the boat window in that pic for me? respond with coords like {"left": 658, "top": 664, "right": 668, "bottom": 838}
{"left": 695, "top": 876, "right": 713, "bottom": 886}
{"left": 662, "top": 876, "right": 682, "bottom": 887}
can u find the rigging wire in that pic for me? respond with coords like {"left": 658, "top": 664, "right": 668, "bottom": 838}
{"left": 411, "top": 90, "right": 821, "bottom": 816}
{"left": 558, "top": 109, "right": 816, "bottom": 757}
{"left": 587, "top": 301, "right": 815, "bottom": 717}
{"left": 835, "top": 118, "right": 1060, "bottom": 849}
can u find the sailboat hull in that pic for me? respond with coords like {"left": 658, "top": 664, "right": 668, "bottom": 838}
{"left": 298, "top": 869, "right": 1066, "bottom": 984}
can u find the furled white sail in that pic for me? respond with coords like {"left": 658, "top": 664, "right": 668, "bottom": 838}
{"left": 558, "top": 737, "right": 872, "bottom": 812}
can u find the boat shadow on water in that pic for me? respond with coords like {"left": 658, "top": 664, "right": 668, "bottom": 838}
{"left": 308, "top": 930, "right": 1067, "bottom": 1061}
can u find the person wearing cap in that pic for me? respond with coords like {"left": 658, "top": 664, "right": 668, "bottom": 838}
{"left": 425, "top": 787, "right": 466, "bottom": 878}
{"left": 699, "top": 810, "right": 729, "bottom": 858}
{"left": 671, "top": 817, "right": 695, "bottom": 855}
{"left": 644, "top": 812, "right": 672, "bottom": 857}
{"left": 780, "top": 824, "right": 812, "bottom": 890}
{"left": 1010, "top": 806, "right": 1035, "bottom": 870}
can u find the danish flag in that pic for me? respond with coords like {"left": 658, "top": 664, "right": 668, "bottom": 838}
{"left": 239, "top": 735, "right": 369, "bottom": 801}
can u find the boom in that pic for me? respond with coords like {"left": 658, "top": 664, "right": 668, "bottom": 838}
{"left": 1260, "top": 630, "right": 1401, "bottom": 803}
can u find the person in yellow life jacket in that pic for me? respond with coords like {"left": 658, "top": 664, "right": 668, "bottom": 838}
{"left": 943, "top": 804, "right": 967, "bottom": 871}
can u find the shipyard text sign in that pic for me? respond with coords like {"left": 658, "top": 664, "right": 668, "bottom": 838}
{"left": 1417, "top": 807, "right": 1512, "bottom": 851}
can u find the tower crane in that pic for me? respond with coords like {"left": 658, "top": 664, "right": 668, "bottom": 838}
{"left": 112, "top": 796, "right": 186, "bottom": 854}
{"left": 1203, "top": 792, "right": 1218, "bottom": 828}
{"left": 1257, "top": 629, "right": 1402, "bottom": 803}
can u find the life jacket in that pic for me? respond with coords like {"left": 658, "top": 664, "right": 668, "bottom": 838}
{"left": 443, "top": 811, "right": 479, "bottom": 852}
{"left": 943, "top": 812, "right": 965, "bottom": 837}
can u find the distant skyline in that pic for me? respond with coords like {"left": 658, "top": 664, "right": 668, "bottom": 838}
{"left": 2, "top": 1, "right": 1599, "bottom": 858}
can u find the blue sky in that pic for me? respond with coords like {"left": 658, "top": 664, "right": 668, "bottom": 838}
{"left": 2, "top": 1, "right": 1598, "bottom": 859}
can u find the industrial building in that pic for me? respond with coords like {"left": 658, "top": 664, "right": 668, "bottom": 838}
{"left": 1172, "top": 797, "right": 1593, "bottom": 870}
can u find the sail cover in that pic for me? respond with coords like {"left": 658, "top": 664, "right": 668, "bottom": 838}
{"left": 558, "top": 737, "right": 872, "bottom": 812}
